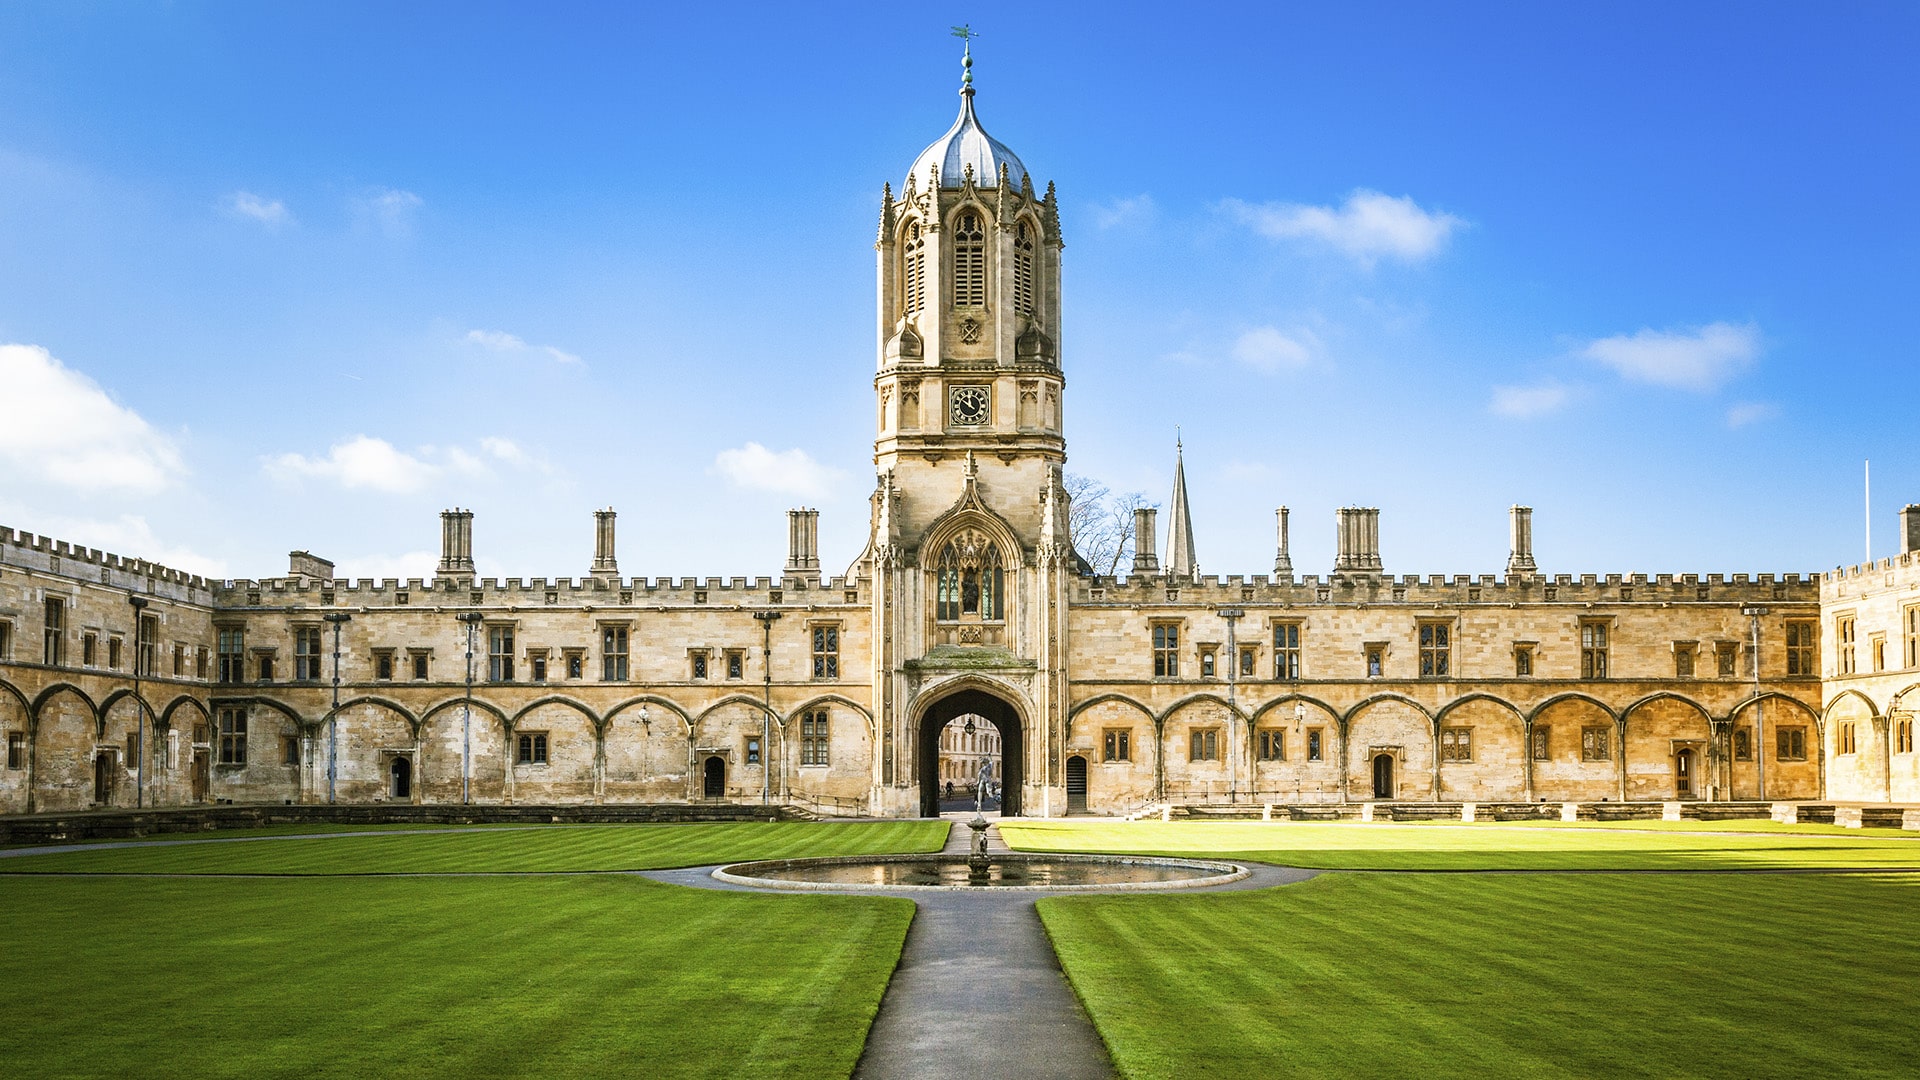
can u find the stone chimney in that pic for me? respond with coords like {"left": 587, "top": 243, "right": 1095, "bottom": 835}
{"left": 786, "top": 508, "right": 821, "bottom": 582}
{"left": 437, "top": 509, "right": 475, "bottom": 582}
{"left": 287, "top": 550, "right": 334, "bottom": 580}
{"left": 591, "top": 508, "right": 619, "bottom": 580}
{"left": 1333, "top": 507, "right": 1382, "bottom": 575}
{"left": 1507, "top": 505, "right": 1538, "bottom": 577}
{"left": 1131, "top": 507, "right": 1160, "bottom": 574}
{"left": 1273, "top": 506, "right": 1293, "bottom": 577}
{"left": 1903, "top": 505, "right": 1920, "bottom": 555}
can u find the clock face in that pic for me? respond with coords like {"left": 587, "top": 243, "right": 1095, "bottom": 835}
{"left": 949, "top": 385, "right": 990, "bottom": 426}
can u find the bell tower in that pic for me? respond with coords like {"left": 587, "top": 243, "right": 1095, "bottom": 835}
{"left": 863, "top": 46, "right": 1075, "bottom": 818}
{"left": 872, "top": 46, "right": 1067, "bottom": 546}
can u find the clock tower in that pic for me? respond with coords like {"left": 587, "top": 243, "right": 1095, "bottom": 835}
{"left": 861, "top": 48, "right": 1074, "bottom": 817}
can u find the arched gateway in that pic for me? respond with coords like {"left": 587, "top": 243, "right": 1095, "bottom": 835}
{"left": 917, "top": 686, "right": 1024, "bottom": 818}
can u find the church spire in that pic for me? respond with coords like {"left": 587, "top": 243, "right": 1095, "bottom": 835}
{"left": 1165, "top": 435, "right": 1198, "bottom": 580}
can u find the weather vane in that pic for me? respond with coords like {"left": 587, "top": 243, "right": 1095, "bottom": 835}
{"left": 951, "top": 24, "right": 978, "bottom": 86}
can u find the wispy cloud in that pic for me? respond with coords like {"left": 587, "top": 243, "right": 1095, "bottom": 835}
{"left": 1091, "top": 194, "right": 1156, "bottom": 230}
{"left": 711, "top": 442, "right": 842, "bottom": 498}
{"left": 262, "top": 434, "right": 539, "bottom": 493}
{"left": 224, "top": 190, "right": 290, "bottom": 227}
{"left": 1231, "top": 326, "right": 1318, "bottom": 373}
{"left": 1582, "top": 322, "right": 1760, "bottom": 391}
{"left": 1725, "top": 401, "right": 1780, "bottom": 428}
{"left": 356, "top": 187, "right": 423, "bottom": 238}
{"left": 465, "top": 328, "right": 583, "bottom": 366}
{"left": 1224, "top": 190, "right": 1463, "bottom": 265}
{"left": 1489, "top": 382, "right": 1571, "bottom": 419}
{"left": 0, "top": 343, "right": 186, "bottom": 493}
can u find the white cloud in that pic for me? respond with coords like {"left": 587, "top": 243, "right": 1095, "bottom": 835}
{"left": 1225, "top": 190, "right": 1463, "bottom": 265}
{"left": 0, "top": 343, "right": 186, "bottom": 493}
{"left": 1490, "top": 382, "right": 1571, "bottom": 419}
{"left": 356, "top": 187, "right": 423, "bottom": 237}
{"left": 465, "top": 329, "right": 525, "bottom": 351}
{"left": 224, "top": 190, "right": 290, "bottom": 227}
{"left": 1092, "top": 194, "right": 1156, "bottom": 230}
{"left": 1582, "top": 322, "right": 1760, "bottom": 391}
{"left": 465, "top": 328, "right": 584, "bottom": 366}
{"left": 263, "top": 435, "right": 440, "bottom": 493}
{"left": 1725, "top": 401, "right": 1780, "bottom": 428}
{"left": 712, "top": 442, "right": 842, "bottom": 498}
{"left": 261, "top": 434, "right": 533, "bottom": 494}
{"left": 1231, "top": 326, "right": 1317, "bottom": 373}
{"left": 329, "top": 550, "right": 439, "bottom": 581}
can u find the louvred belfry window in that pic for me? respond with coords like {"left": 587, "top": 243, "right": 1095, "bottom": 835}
{"left": 1014, "top": 222, "right": 1036, "bottom": 316}
{"left": 935, "top": 529, "right": 1005, "bottom": 621}
{"left": 902, "top": 222, "right": 926, "bottom": 315}
{"left": 953, "top": 212, "right": 985, "bottom": 307}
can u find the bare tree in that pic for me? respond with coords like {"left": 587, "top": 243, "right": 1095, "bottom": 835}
{"left": 1066, "top": 473, "right": 1155, "bottom": 576}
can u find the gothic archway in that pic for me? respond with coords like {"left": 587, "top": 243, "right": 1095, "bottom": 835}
{"left": 917, "top": 686, "right": 1024, "bottom": 818}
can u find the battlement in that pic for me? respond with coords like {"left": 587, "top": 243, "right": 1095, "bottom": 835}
{"left": 0, "top": 525, "right": 217, "bottom": 604}
{"left": 1074, "top": 569, "right": 1820, "bottom": 606}
{"left": 207, "top": 572, "right": 864, "bottom": 610}
{"left": 1824, "top": 549, "right": 1920, "bottom": 583}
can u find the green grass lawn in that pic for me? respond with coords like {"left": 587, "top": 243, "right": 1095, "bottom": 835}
{"left": 1023, "top": 820, "right": 1920, "bottom": 1078}
{"left": 0, "top": 822, "right": 941, "bottom": 1079}
{"left": 0, "top": 820, "right": 948, "bottom": 874}
{"left": 1039, "top": 872, "right": 1920, "bottom": 1080}
{"left": 1000, "top": 818, "right": 1920, "bottom": 870}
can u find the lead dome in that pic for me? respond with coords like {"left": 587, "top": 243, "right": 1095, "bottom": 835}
{"left": 905, "top": 53, "right": 1029, "bottom": 190}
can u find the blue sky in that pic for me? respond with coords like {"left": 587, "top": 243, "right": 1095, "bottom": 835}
{"left": 1, "top": 3, "right": 1915, "bottom": 583}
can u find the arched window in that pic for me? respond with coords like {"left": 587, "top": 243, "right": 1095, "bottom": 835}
{"left": 1014, "top": 222, "right": 1036, "bottom": 317}
{"left": 903, "top": 222, "right": 925, "bottom": 316}
{"left": 935, "top": 528, "right": 1005, "bottom": 621}
{"left": 953, "top": 211, "right": 986, "bottom": 308}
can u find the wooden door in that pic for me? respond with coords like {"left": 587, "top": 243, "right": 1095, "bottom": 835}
{"left": 1065, "top": 755, "right": 1088, "bottom": 814}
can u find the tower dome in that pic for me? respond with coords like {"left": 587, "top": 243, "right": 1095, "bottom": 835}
{"left": 905, "top": 51, "right": 1029, "bottom": 190}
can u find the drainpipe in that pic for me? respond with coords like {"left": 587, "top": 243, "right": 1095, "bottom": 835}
{"left": 457, "top": 611, "right": 482, "bottom": 805}
{"left": 323, "top": 611, "right": 353, "bottom": 804}
{"left": 130, "top": 595, "right": 148, "bottom": 809}
{"left": 754, "top": 610, "right": 782, "bottom": 807}
{"left": 1743, "top": 605, "right": 1768, "bottom": 800}
{"left": 1220, "top": 608, "right": 1243, "bottom": 803}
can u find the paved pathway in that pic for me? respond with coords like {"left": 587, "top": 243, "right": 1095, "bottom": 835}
{"left": 643, "top": 823, "right": 1317, "bottom": 1080}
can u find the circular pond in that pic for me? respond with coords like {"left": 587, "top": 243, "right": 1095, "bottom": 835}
{"left": 713, "top": 852, "right": 1249, "bottom": 892}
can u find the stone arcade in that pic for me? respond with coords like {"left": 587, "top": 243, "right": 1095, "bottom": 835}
{"left": 1, "top": 59, "right": 1910, "bottom": 821}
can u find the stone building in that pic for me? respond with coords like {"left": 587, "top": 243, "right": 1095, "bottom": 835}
{"left": 0, "top": 56, "right": 1884, "bottom": 819}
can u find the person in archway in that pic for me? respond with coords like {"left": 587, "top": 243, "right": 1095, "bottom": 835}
{"left": 945, "top": 780, "right": 954, "bottom": 801}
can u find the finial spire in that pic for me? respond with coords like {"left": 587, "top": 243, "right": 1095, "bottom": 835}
{"left": 1166, "top": 436, "right": 1198, "bottom": 580}
{"left": 950, "top": 24, "right": 977, "bottom": 92}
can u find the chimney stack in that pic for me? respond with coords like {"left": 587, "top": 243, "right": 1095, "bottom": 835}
{"left": 288, "top": 550, "right": 335, "bottom": 581}
{"left": 1132, "top": 507, "right": 1160, "bottom": 574}
{"left": 437, "top": 508, "right": 475, "bottom": 582}
{"left": 1273, "top": 506, "right": 1293, "bottom": 577}
{"left": 1903, "top": 505, "right": 1920, "bottom": 556}
{"left": 591, "top": 508, "right": 619, "bottom": 580}
{"left": 1507, "top": 505, "right": 1538, "bottom": 577}
{"left": 1333, "top": 507, "right": 1383, "bottom": 575}
{"left": 786, "top": 508, "right": 821, "bottom": 581}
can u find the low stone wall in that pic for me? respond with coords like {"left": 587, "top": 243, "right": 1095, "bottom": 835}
{"left": 0, "top": 802, "right": 807, "bottom": 846}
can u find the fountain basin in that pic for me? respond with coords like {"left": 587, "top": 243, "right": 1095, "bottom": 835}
{"left": 712, "top": 852, "right": 1249, "bottom": 892}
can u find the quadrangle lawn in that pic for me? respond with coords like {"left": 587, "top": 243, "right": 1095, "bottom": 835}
{"left": 1019, "top": 820, "right": 1920, "bottom": 1079}
{"left": 0, "top": 821, "right": 942, "bottom": 1080}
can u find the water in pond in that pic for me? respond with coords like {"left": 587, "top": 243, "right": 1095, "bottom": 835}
{"left": 735, "top": 856, "right": 1228, "bottom": 888}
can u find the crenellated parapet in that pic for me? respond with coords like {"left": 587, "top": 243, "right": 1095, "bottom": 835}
{"left": 0, "top": 526, "right": 216, "bottom": 604}
{"left": 208, "top": 573, "right": 865, "bottom": 611}
{"left": 1076, "top": 570, "right": 1819, "bottom": 607}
